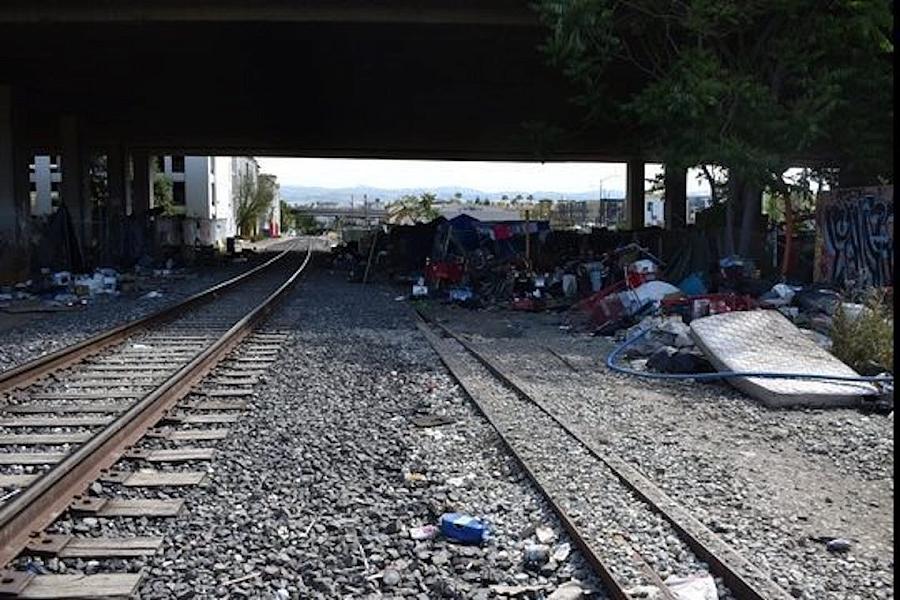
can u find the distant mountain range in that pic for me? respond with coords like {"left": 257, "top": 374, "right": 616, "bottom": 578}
{"left": 279, "top": 185, "right": 625, "bottom": 206}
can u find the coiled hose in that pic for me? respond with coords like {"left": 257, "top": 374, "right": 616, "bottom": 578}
{"left": 605, "top": 326, "right": 894, "bottom": 386}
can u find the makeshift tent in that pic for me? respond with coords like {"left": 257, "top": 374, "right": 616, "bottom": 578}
{"left": 432, "top": 214, "right": 550, "bottom": 261}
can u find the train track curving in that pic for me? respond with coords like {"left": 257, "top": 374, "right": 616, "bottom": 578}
{"left": 415, "top": 310, "right": 794, "bottom": 600}
{"left": 0, "top": 240, "right": 312, "bottom": 597}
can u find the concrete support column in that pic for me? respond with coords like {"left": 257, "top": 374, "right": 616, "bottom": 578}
{"left": 105, "top": 145, "right": 127, "bottom": 264}
{"left": 663, "top": 165, "right": 688, "bottom": 229}
{"left": 0, "top": 86, "right": 30, "bottom": 283}
{"left": 60, "top": 115, "right": 89, "bottom": 252}
{"left": 625, "top": 160, "right": 645, "bottom": 230}
{"left": 131, "top": 150, "right": 152, "bottom": 216}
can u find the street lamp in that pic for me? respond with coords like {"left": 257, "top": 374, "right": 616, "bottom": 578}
{"left": 597, "top": 174, "right": 616, "bottom": 228}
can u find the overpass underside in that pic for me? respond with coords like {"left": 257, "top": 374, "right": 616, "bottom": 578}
{"left": 0, "top": 2, "right": 691, "bottom": 280}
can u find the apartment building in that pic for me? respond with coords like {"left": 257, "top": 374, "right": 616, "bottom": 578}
{"left": 28, "top": 155, "right": 62, "bottom": 215}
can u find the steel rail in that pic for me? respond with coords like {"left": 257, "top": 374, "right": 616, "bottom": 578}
{"left": 416, "top": 309, "right": 793, "bottom": 600}
{"left": 0, "top": 244, "right": 312, "bottom": 570}
{"left": 0, "top": 246, "right": 293, "bottom": 394}
{"left": 413, "top": 315, "right": 632, "bottom": 600}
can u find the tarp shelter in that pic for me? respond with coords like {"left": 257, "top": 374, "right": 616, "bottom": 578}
{"left": 433, "top": 214, "right": 550, "bottom": 261}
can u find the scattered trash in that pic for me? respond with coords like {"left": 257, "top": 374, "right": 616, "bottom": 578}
{"left": 826, "top": 538, "right": 852, "bottom": 553}
{"left": 410, "top": 414, "right": 455, "bottom": 428}
{"left": 130, "top": 343, "right": 152, "bottom": 350}
{"left": 548, "top": 581, "right": 589, "bottom": 600}
{"left": 142, "top": 291, "right": 163, "bottom": 299}
{"left": 412, "top": 277, "right": 428, "bottom": 297}
{"left": 409, "top": 524, "right": 439, "bottom": 540}
{"left": 535, "top": 525, "right": 557, "bottom": 545}
{"left": 664, "top": 573, "right": 717, "bottom": 600}
{"left": 523, "top": 543, "right": 551, "bottom": 568}
{"left": 403, "top": 472, "right": 427, "bottom": 484}
{"left": 439, "top": 513, "right": 490, "bottom": 545}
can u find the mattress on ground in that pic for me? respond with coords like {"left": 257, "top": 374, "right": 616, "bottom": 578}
{"left": 690, "top": 310, "right": 877, "bottom": 408}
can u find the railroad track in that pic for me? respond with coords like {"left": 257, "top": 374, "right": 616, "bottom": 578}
{"left": 415, "top": 311, "right": 794, "bottom": 600}
{"left": 0, "top": 240, "right": 312, "bottom": 598}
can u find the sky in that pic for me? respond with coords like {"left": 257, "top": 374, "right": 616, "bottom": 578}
{"left": 257, "top": 157, "right": 712, "bottom": 196}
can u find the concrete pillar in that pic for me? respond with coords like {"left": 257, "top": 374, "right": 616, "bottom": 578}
{"left": 60, "top": 115, "right": 89, "bottom": 254}
{"left": 0, "top": 86, "right": 30, "bottom": 283}
{"left": 663, "top": 165, "right": 688, "bottom": 229}
{"left": 104, "top": 145, "right": 127, "bottom": 264}
{"left": 131, "top": 150, "right": 152, "bottom": 216}
{"left": 625, "top": 160, "right": 645, "bottom": 230}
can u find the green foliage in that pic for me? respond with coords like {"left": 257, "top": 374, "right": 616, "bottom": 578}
{"left": 831, "top": 290, "right": 894, "bottom": 374}
{"left": 295, "top": 213, "right": 318, "bottom": 233}
{"left": 153, "top": 173, "right": 175, "bottom": 215}
{"left": 535, "top": 0, "right": 894, "bottom": 185}
{"left": 388, "top": 192, "right": 440, "bottom": 223}
{"left": 235, "top": 173, "right": 276, "bottom": 238}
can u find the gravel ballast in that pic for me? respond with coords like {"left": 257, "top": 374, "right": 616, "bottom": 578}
{"left": 0, "top": 258, "right": 271, "bottom": 373}
{"left": 425, "top": 304, "right": 894, "bottom": 600}
{"left": 34, "top": 267, "right": 606, "bottom": 599}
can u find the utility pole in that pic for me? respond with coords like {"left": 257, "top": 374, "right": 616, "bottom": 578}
{"left": 525, "top": 208, "right": 531, "bottom": 267}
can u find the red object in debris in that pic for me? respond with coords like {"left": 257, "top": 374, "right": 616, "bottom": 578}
{"left": 511, "top": 297, "right": 538, "bottom": 311}
{"left": 425, "top": 260, "right": 464, "bottom": 285}
{"left": 660, "top": 293, "right": 756, "bottom": 322}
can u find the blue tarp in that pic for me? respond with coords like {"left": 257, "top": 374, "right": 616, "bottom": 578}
{"left": 434, "top": 214, "right": 550, "bottom": 259}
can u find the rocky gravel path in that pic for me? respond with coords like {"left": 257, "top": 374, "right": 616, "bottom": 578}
{"left": 0, "top": 258, "right": 268, "bottom": 373}
{"left": 420, "top": 323, "right": 734, "bottom": 599}
{"left": 426, "top": 304, "right": 894, "bottom": 600}
{"left": 38, "top": 268, "right": 607, "bottom": 599}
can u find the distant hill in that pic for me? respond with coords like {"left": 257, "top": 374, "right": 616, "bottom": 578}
{"left": 280, "top": 185, "right": 626, "bottom": 206}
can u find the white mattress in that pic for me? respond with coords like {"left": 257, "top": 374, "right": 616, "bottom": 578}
{"left": 690, "top": 310, "right": 877, "bottom": 408}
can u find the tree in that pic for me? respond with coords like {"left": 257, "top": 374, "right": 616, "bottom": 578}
{"left": 536, "top": 0, "right": 893, "bottom": 255}
{"left": 453, "top": 191, "right": 463, "bottom": 202}
{"left": 235, "top": 172, "right": 275, "bottom": 238}
{"left": 149, "top": 156, "right": 175, "bottom": 215}
{"left": 387, "top": 192, "right": 440, "bottom": 224}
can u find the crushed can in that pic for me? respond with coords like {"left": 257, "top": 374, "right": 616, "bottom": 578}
{"left": 439, "top": 513, "right": 490, "bottom": 545}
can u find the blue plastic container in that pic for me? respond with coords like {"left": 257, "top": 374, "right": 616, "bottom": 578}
{"left": 439, "top": 513, "right": 490, "bottom": 545}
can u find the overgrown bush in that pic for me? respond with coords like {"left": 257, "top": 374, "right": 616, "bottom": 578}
{"left": 831, "top": 290, "right": 893, "bottom": 375}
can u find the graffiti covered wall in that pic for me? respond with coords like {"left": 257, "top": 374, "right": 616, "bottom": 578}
{"left": 814, "top": 186, "right": 893, "bottom": 289}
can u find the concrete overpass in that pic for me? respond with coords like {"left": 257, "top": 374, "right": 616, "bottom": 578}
{"left": 0, "top": 2, "right": 826, "bottom": 279}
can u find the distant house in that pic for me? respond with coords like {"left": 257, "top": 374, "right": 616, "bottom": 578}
{"left": 436, "top": 204, "right": 522, "bottom": 222}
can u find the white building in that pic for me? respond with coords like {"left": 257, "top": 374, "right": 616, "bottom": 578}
{"left": 156, "top": 155, "right": 245, "bottom": 248}
{"left": 30, "top": 153, "right": 279, "bottom": 249}
{"left": 28, "top": 155, "right": 62, "bottom": 215}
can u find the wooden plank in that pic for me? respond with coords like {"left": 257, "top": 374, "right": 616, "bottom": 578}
{"left": 0, "top": 473, "right": 38, "bottom": 488}
{"left": 0, "top": 432, "right": 92, "bottom": 445}
{"left": 19, "top": 573, "right": 142, "bottom": 598}
{"left": 191, "top": 399, "right": 247, "bottom": 410}
{"left": 123, "top": 471, "right": 207, "bottom": 487}
{"left": 30, "top": 392, "right": 142, "bottom": 400}
{"left": 0, "top": 416, "right": 111, "bottom": 427}
{"left": 208, "top": 378, "right": 258, "bottom": 385}
{"left": 0, "top": 452, "right": 66, "bottom": 465}
{"left": 145, "top": 448, "right": 216, "bottom": 462}
{"left": 178, "top": 414, "right": 239, "bottom": 424}
{"left": 215, "top": 370, "right": 263, "bottom": 378}
{"left": 83, "top": 365, "right": 176, "bottom": 372}
{"left": 97, "top": 498, "right": 184, "bottom": 517}
{"left": 222, "top": 363, "right": 271, "bottom": 370}
{"left": 200, "top": 389, "right": 252, "bottom": 398}
{"left": 58, "top": 537, "right": 163, "bottom": 558}
{"left": 54, "top": 382, "right": 155, "bottom": 389}
{"left": 167, "top": 429, "right": 229, "bottom": 441}
{"left": 5, "top": 403, "right": 130, "bottom": 414}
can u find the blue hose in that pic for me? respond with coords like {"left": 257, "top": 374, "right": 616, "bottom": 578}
{"left": 605, "top": 327, "right": 894, "bottom": 385}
